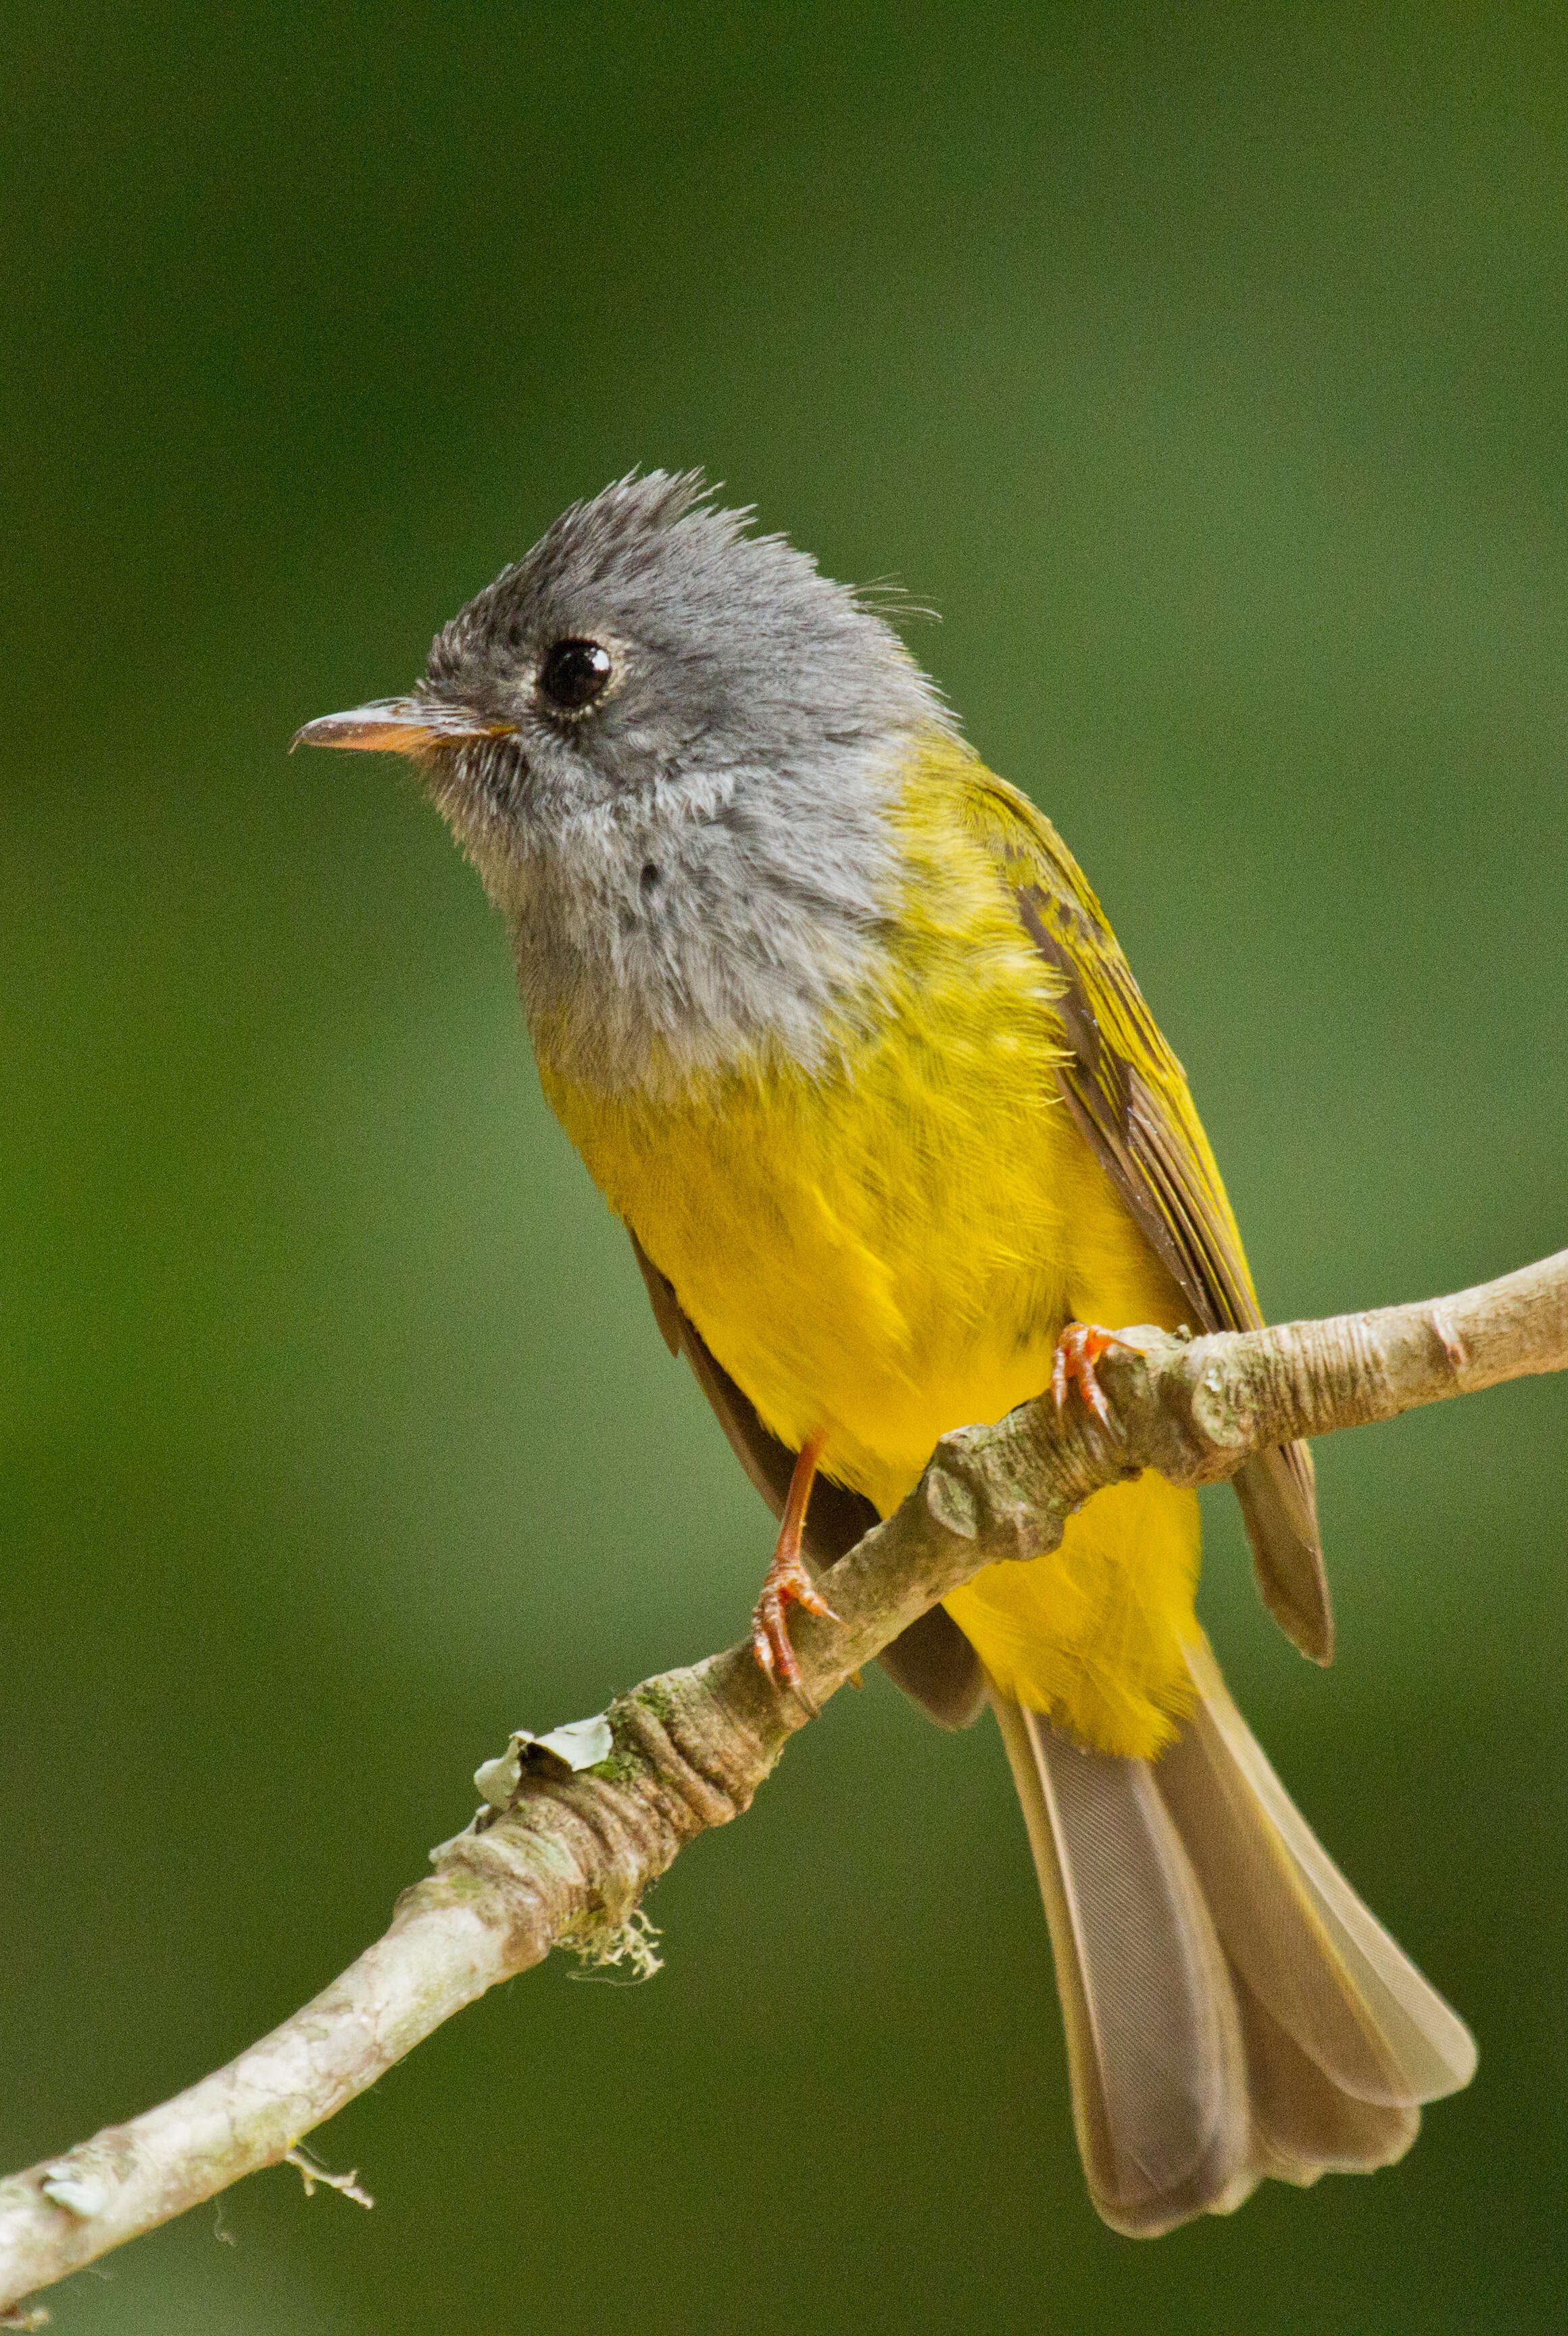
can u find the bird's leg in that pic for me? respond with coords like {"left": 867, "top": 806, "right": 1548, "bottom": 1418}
{"left": 1050, "top": 1321, "right": 1129, "bottom": 1430}
{"left": 751, "top": 1427, "right": 841, "bottom": 1690}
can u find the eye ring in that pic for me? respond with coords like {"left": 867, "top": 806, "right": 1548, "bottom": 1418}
{"left": 538, "top": 637, "right": 613, "bottom": 714}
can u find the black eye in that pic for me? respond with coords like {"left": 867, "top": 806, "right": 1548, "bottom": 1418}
{"left": 539, "top": 637, "right": 612, "bottom": 712}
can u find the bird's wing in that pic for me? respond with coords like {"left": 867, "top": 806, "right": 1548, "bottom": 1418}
{"left": 963, "top": 769, "right": 1331, "bottom": 1664}
{"left": 629, "top": 1233, "right": 988, "bottom": 1728}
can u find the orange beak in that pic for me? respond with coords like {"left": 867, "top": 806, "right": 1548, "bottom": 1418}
{"left": 290, "top": 698, "right": 514, "bottom": 754}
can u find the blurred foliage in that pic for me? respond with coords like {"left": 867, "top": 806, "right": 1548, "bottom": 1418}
{"left": 3, "top": 4, "right": 1566, "bottom": 2329}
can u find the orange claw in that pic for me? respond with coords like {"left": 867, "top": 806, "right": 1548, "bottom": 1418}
{"left": 1050, "top": 1321, "right": 1123, "bottom": 1430}
{"left": 751, "top": 1428, "right": 841, "bottom": 1691}
{"left": 752, "top": 1549, "right": 839, "bottom": 1689}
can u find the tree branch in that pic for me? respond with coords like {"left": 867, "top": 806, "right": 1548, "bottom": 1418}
{"left": 3, "top": 1250, "right": 1564, "bottom": 2320}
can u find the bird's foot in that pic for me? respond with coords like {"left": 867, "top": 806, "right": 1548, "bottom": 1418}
{"left": 751, "top": 1427, "right": 841, "bottom": 1692}
{"left": 751, "top": 1544, "right": 839, "bottom": 1692}
{"left": 1050, "top": 1320, "right": 1127, "bottom": 1430}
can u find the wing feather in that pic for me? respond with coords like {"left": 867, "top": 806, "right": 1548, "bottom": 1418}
{"left": 977, "top": 775, "right": 1332, "bottom": 1662}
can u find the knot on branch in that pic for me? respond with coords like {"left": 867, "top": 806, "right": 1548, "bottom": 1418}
{"left": 608, "top": 1672, "right": 766, "bottom": 1827}
{"left": 1179, "top": 1339, "right": 1263, "bottom": 1460}
{"left": 420, "top": 1661, "right": 786, "bottom": 1976}
{"left": 1096, "top": 1328, "right": 1303, "bottom": 1486}
{"left": 925, "top": 1395, "right": 1121, "bottom": 1565}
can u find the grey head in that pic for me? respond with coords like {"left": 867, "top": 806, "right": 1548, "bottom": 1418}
{"left": 295, "top": 472, "right": 954, "bottom": 1095}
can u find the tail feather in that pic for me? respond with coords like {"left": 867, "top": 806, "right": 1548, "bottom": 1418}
{"left": 993, "top": 1637, "right": 1475, "bottom": 2237}
{"left": 1156, "top": 1637, "right": 1477, "bottom": 2108}
{"left": 1231, "top": 1965, "right": 1417, "bottom": 2184}
{"left": 991, "top": 1694, "right": 1254, "bottom": 2236}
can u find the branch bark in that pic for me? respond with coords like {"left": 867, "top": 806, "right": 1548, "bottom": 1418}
{"left": 3, "top": 1250, "right": 1565, "bottom": 2321}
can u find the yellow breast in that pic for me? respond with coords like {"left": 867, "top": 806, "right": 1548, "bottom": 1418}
{"left": 538, "top": 740, "right": 1200, "bottom": 1755}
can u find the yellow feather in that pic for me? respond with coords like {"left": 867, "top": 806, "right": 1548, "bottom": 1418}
{"left": 540, "top": 735, "right": 1205, "bottom": 1758}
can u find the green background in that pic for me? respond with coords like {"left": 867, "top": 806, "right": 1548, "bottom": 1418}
{"left": 3, "top": 6, "right": 1565, "bottom": 2330}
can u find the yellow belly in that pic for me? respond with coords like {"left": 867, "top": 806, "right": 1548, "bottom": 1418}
{"left": 538, "top": 750, "right": 1202, "bottom": 1755}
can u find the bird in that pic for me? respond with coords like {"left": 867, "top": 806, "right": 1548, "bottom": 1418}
{"left": 294, "top": 470, "right": 1475, "bottom": 2236}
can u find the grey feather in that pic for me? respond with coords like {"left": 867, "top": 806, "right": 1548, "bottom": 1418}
{"left": 416, "top": 471, "right": 952, "bottom": 1096}
{"left": 1231, "top": 1972, "right": 1418, "bottom": 2184}
{"left": 994, "top": 1638, "right": 1473, "bottom": 2235}
{"left": 1158, "top": 1638, "right": 1476, "bottom": 2105}
{"left": 992, "top": 1693, "right": 1254, "bottom": 2235}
